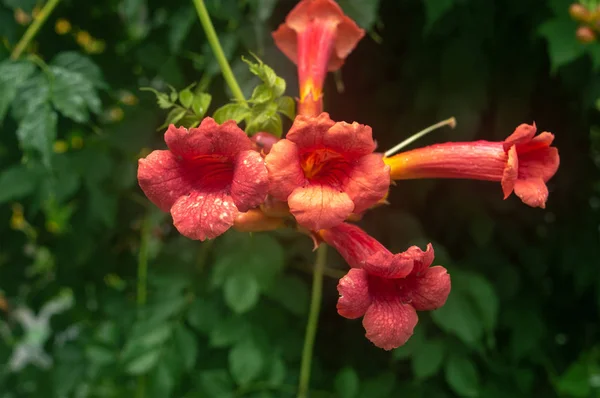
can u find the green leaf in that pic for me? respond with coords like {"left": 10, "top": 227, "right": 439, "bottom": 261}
{"left": 335, "top": 367, "right": 360, "bottom": 398}
{"left": 338, "top": 0, "right": 380, "bottom": 29}
{"left": 125, "top": 349, "right": 162, "bottom": 375}
{"left": 10, "top": 69, "right": 49, "bottom": 121}
{"left": 422, "top": 0, "right": 456, "bottom": 32}
{"left": 538, "top": 17, "right": 586, "bottom": 73}
{"left": 272, "top": 77, "right": 285, "bottom": 98}
{"left": 187, "top": 298, "right": 223, "bottom": 335}
{"left": 160, "top": 107, "right": 187, "bottom": 129}
{"left": 412, "top": 339, "right": 445, "bottom": 380}
{"left": 50, "top": 66, "right": 102, "bottom": 123}
{"left": 200, "top": 369, "right": 235, "bottom": 398}
{"left": 460, "top": 272, "right": 499, "bottom": 334}
{"left": 266, "top": 275, "right": 309, "bottom": 316}
{"left": 85, "top": 345, "right": 116, "bottom": 366}
{"left": 179, "top": 87, "right": 194, "bottom": 109}
{"left": 243, "top": 56, "right": 277, "bottom": 87}
{"left": 555, "top": 359, "right": 592, "bottom": 397}
{"left": 392, "top": 326, "right": 425, "bottom": 360}
{"left": 431, "top": 286, "right": 483, "bottom": 347}
{"left": 228, "top": 338, "right": 265, "bottom": 386}
{"left": 358, "top": 372, "right": 396, "bottom": 398}
{"left": 174, "top": 324, "right": 198, "bottom": 371}
{"left": 224, "top": 272, "right": 260, "bottom": 314}
{"left": 0, "top": 164, "right": 41, "bottom": 204}
{"left": 148, "top": 362, "right": 175, "bottom": 398}
{"left": 444, "top": 355, "right": 479, "bottom": 397}
{"left": 16, "top": 103, "right": 57, "bottom": 168}
{"left": 275, "top": 96, "right": 295, "bottom": 120}
{"left": 250, "top": 84, "right": 273, "bottom": 104}
{"left": 209, "top": 317, "right": 250, "bottom": 348}
{"left": 51, "top": 52, "right": 105, "bottom": 88}
{"left": 168, "top": 5, "right": 196, "bottom": 53}
{"left": 245, "top": 102, "right": 279, "bottom": 135}
{"left": 213, "top": 103, "right": 250, "bottom": 124}
{"left": 0, "top": 59, "right": 36, "bottom": 124}
{"left": 141, "top": 87, "right": 174, "bottom": 109}
{"left": 192, "top": 92, "right": 212, "bottom": 117}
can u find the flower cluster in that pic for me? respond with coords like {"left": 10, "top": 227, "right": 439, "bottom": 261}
{"left": 138, "top": 0, "right": 560, "bottom": 350}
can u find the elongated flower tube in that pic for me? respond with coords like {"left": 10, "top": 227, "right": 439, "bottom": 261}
{"left": 384, "top": 123, "right": 560, "bottom": 208}
{"left": 137, "top": 118, "right": 269, "bottom": 240}
{"left": 265, "top": 113, "right": 390, "bottom": 230}
{"left": 272, "top": 0, "right": 364, "bottom": 116}
{"left": 320, "top": 223, "right": 451, "bottom": 350}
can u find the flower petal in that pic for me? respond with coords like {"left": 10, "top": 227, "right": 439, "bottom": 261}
{"left": 138, "top": 150, "right": 192, "bottom": 212}
{"left": 165, "top": 118, "right": 252, "bottom": 159}
{"left": 288, "top": 184, "right": 354, "bottom": 230}
{"left": 265, "top": 139, "right": 306, "bottom": 200}
{"left": 345, "top": 153, "right": 390, "bottom": 214}
{"left": 285, "top": 113, "right": 335, "bottom": 149}
{"left": 171, "top": 191, "right": 238, "bottom": 241}
{"left": 337, "top": 268, "right": 371, "bottom": 319}
{"left": 362, "top": 299, "right": 418, "bottom": 350}
{"left": 405, "top": 266, "right": 451, "bottom": 311}
{"left": 501, "top": 145, "right": 518, "bottom": 199}
{"left": 518, "top": 147, "right": 559, "bottom": 183}
{"left": 503, "top": 123, "right": 537, "bottom": 151}
{"left": 272, "top": 24, "right": 298, "bottom": 64}
{"left": 231, "top": 150, "right": 269, "bottom": 212}
{"left": 323, "top": 121, "right": 376, "bottom": 158}
{"left": 363, "top": 251, "right": 413, "bottom": 279}
{"left": 407, "top": 244, "right": 435, "bottom": 275}
{"left": 513, "top": 178, "right": 549, "bottom": 208}
{"left": 330, "top": 15, "right": 365, "bottom": 71}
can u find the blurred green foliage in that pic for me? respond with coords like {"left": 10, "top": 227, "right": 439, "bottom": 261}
{"left": 0, "top": 0, "right": 599, "bottom": 397}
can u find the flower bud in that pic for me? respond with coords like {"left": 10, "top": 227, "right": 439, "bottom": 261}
{"left": 570, "top": 4, "right": 592, "bottom": 22}
{"left": 576, "top": 26, "right": 596, "bottom": 43}
{"left": 251, "top": 132, "right": 279, "bottom": 154}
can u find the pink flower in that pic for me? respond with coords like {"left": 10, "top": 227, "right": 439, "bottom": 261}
{"left": 265, "top": 113, "right": 390, "bottom": 230}
{"left": 272, "top": 0, "right": 364, "bottom": 116}
{"left": 320, "top": 223, "right": 451, "bottom": 350}
{"left": 137, "top": 118, "right": 269, "bottom": 240}
{"left": 384, "top": 123, "right": 560, "bottom": 208}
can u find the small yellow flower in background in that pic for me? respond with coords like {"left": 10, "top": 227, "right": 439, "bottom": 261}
{"left": 55, "top": 18, "right": 71, "bottom": 35}
{"left": 45, "top": 220, "right": 60, "bottom": 234}
{"left": 120, "top": 92, "right": 138, "bottom": 106}
{"left": 76, "top": 30, "right": 92, "bottom": 47}
{"left": 14, "top": 8, "right": 30, "bottom": 25}
{"left": 53, "top": 140, "right": 68, "bottom": 154}
{"left": 10, "top": 204, "right": 26, "bottom": 230}
{"left": 70, "top": 134, "right": 84, "bottom": 149}
{"left": 107, "top": 107, "right": 124, "bottom": 122}
{"left": 84, "top": 39, "right": 106, "bottom": 54}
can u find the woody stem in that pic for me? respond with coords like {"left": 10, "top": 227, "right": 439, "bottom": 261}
{"left": 297, "top": 244, "right": 328, "bottom": 398}
{"left": 11, "top": 0, "right": 61, "bottom": 60}
{"left": 191, "top": 0, "right": 247, "bottom": 106}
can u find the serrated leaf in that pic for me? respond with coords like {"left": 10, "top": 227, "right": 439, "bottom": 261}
{"left": 16, "top": 103, "right": 57, "bottom": 168}
{"left": 245, "top": 102, "right": 279, "bottom": 135}
{"left": 243, "top": 56, "right": 277, "bottom": 87}
{"left": 179, "top": 88, "right": 194, "bottom": 109}
{"left": 0, "top": 164, "right": 41, "bottom": 203}
{"left": 51, "top": 52, "right": 105, "bottom": 88}
{"left": 335, "top": 367, "right": 360, "bottom": 398}
{"left": 125, "top": 349, "right": 162, "bottom": 375}
{"left": 275, "top": 96, "right": 295, "bottom": 120}
{"left": 11, "top": 71, "right": 49, "bottom": 121}
{"left": 192, "top": 92, "right": 212, "bottom": 117}
{"left": 224, "top": 272, "right": 260, "bottom": 314}
{"left": 0, "top": 59, "right": 36, "bottom": 124}
{"left": 250, "top": 84, "right": 273, "bottom": 104}
{"left": 141, "top": 87, "right": 174, "bottom": 109}
{"left": 228, "top": 338, "right": 265, "bottom": 386}
{"left": 412, "top": 339, "right": 445, "bottom": 379}
{"left": 445, "top": 355, "right": 479, "bottom": 397}
{"left": 159, "top": 107, "right": 187, "bottom": 129}
{"left": 272, "top": 77, "right": 285, "bottom": 98}
{"left": 50, "top": 66, "right": 101, "bottom": 122}
{"left": 213, "top": 103, "right": 250, "bottom": 124}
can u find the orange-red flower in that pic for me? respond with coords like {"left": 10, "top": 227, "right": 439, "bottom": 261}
{"left": 320, "top": 223, "right": 451, "bottom": 350}
{"left": 272, "top": 0, "right": 364, "bottom": 116}
{"left": 384, "top": 123, "right": 560, "bottom": 208}
{"left": 265, "top": 113, "right": 390, "bottom": 230}
{"left": 137, "top": 118, "right": 269, "bottom": 240}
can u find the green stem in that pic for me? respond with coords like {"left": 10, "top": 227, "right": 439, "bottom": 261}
{"left": 136, "top": 215, "right": 151, "bottom": 398}
{"left": 297, "top": 244, "right": 328, "bottom": 398}
{"left": 10, "top": 0, "right": 61, "bottom": 60}
{"left": 191, "top": 0, "right": 247, "bottom": 105}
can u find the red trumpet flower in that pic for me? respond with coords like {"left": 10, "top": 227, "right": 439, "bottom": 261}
{"left": 137, "top": 118, "right": 269, "bottom": 240}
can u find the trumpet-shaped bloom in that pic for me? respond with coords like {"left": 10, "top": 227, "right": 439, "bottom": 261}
{"left": 272, "top": 0, "right": 364, "bottom": 116}
{"left": 320, "top": 223, "right": 451, "bottom": 350}
{"left": 265, "top": 113, "right": 390, "bottom": 230}
{"left": 137, "top": 118, "right": 269, "bottom": 240}
{"left": 384, "top": 123, "right": 560, "bottom": 208}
